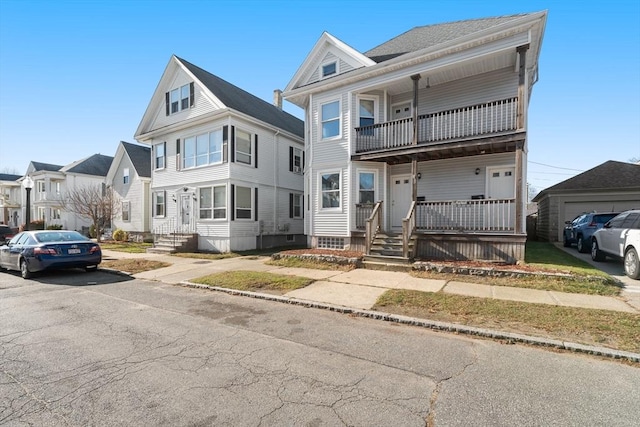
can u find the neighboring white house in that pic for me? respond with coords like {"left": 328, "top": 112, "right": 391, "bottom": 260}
{"left": 134, "top": 55, "right": 305, "bottom": 252}
{"left": 106, "top": 141, "right": 152, "bottom": 235}
{"left": 283, "top": 12, "right": 547, "bottom": 263}
{"left": 0, "top": 173, "right": 22, "bottom": 227}
{"left": 24, "top": 155, "right": 113, "bottom": 232}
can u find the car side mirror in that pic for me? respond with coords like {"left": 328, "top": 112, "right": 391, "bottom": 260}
{"left": 564, "top": 221, "right": 571, "bottom": 225}
{"left": 603, "top": 222, "right": 612, "bottom": 229}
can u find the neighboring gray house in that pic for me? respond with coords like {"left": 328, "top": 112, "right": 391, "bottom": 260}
{"left": 532, "top": 160, "right": 640, "bottom": 242}
{"left": 0, "top": 173, "right": 22, "bottom": 227}
{"left": 106, "top": 141, "right": 151, "bottom": 235}
{"left": 24, "top": 155, "right": 113, "bottom": 231}
{"left": 283, "top": 11, "right": 547, "bottom": 263}
{"left": 135, "top": 55, "right": 305, "bottom": 252}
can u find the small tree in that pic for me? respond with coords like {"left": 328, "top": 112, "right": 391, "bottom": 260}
{"left": 61, "top": 184, "right": 120, "bottom": 242}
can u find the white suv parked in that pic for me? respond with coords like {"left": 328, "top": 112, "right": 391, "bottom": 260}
{"left": 591, "top": 210, "right": 640, "bottom": 279}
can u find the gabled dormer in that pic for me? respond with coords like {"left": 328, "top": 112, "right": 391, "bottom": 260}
{"left": 284, "top": 32, "right": 375, "bottom": 104}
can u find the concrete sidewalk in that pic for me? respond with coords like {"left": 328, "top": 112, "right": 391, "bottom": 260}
{"left": 101, "top": 250, "right": 639, "bottom": 314}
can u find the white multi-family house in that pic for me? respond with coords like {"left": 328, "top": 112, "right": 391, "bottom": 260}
{"left": 134, "top": 56, "right": 305, "bottom": 252}
{"left": 284, "top": 11, "right": 547, "bottom": 263}
{"left": 24, "top": 155, "right": 113, "bottom": 231}
{"left": 106, "top": 141, "right": 152, "bottom": 235}
{"left": 0, "top": 173, "right": 22, "bottom": 227}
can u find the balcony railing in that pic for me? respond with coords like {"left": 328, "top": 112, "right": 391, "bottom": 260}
{"left": 355, "top": 97, "right": 518, "bottom": 153}
{"left": 416, "top": 199, "right": 515, "bottom": 232}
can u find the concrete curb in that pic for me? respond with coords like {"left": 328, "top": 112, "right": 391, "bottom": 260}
{"left": 180, "top": 280, "right": 640, "bottom": 364}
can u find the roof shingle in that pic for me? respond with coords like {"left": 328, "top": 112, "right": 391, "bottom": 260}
{"left": 121, "top": 141, "right": 151, "bottom": 178}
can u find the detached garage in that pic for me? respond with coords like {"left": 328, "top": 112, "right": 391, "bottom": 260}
{"left": 532, "top": 160, "right": 640, "bottom": 242}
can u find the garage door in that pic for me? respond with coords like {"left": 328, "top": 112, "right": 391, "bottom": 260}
{"left": 564, "top": 201, "right": 640, "bottom": 224}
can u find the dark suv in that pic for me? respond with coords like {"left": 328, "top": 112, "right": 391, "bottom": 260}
{"left": 563, "top": 212, "right": 619, "bottom": 253}
{"left": 0, "top": 225, "right": 17, "bottom": 244}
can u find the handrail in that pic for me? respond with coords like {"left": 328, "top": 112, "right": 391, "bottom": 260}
{"left": 152, "top": 216, "right": 197, "bottom": 248}
{"left": 365, "top": 201, "right": 383, "bottom": 255}
{"left": 402, "top": 201, "right": 416, "bottom": 258}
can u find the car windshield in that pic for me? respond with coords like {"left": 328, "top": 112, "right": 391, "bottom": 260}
{"left": 34, "top": 231, "right": 89, "bottom": 243}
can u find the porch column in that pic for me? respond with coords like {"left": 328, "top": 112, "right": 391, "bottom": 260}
{"left": 516, "top": 44, "right": 529, "bottom": 130}
{"left": 410, "top": 74, "right": 421, "bottom": 146}
{"left": 410, "top": 74, "right": 421, "bottom": 202}
{"left": 515, "top": 140, "right": 524, "bottom": 234}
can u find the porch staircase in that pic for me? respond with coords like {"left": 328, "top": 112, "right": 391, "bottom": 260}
{"left": 147, "top": 233, "right": 198, "bottom": 254}
{"left": 364, "top": 232, "right": 416, "bottom": 268}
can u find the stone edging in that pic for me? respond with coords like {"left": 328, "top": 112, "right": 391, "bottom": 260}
{"left": 180, "top": 281, "right": 640, "bottom": 364}
{"left": 271, "top": 253, "right": 363, "bottom": 267}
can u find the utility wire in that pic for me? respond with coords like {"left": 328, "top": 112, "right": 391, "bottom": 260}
{"left": 528, "top": 161, "right": 584, "bottom": 172}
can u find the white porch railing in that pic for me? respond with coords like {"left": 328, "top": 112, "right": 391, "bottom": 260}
{"left": 355, "top": 97, "right": 518, "bottom": 153}
{"left": 415, "top": 199, "right": 515, "bottom": 232}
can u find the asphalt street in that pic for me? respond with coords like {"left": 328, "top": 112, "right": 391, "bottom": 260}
{"left": 1, "top": 269, "right": 639, "bottom": 426}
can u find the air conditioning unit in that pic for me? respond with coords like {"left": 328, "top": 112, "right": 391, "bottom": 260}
{"left": 294, "top": 166, "right": 301, "bottom": 173}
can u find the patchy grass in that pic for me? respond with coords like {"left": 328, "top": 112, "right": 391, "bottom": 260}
{"left": 172, "top": 252, "right": 241, "bottom": 260}
{"left": 525, "top": 241, "right": 610, "bottom": 278}
{"left": 100, "top": 242, "right": 152, "bottom": 253}
{"left": 411, "top": 270, "right": 621, "bottom": 296}
{"left": 266, "top": 257, "right": 355, "bottom": 271}
{"left": 101, "top": 259, "right": 170, "bottom": 274}
{"left": 190, "top": 271, "right": 314, "bottom": 294}
{"left": 374, "top": 290, "right": 640, "bottom": 353}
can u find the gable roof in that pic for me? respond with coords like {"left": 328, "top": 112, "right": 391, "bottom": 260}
{"left": 62, "top": 154, "right": 114, "bottom": 177}
{"left": 533, "top": 161, "right": 640, "bottom": 201}
{"left": 365, "top": 14, "right": 532, "bottom": 63}
{"left": 175, "top": 57, "right": 304, "bottom": 138}
{"left": 121, "top": 141, "right": 151, "bottom": 178}
{"left": 0, "top": 174, "right": 21, "bottom": 182}
{"left": 30, "top": 161, "right": 63, "bottom": 172}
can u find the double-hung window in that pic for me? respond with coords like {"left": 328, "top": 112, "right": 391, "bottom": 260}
{"left": 123, "top": 168, "right": 129, "bottom": 184}
{"left": 153, "top": 191, "right": 165, "bottom": 217}
{"left": 170, "top": 84, "right": 190, "bottom": 114}
{"left": 154, "top": 143, "right": 165, "bottom": 170}
{"left": 235, "top": 186, "right": 252, "bottom": 219}
{"left": 183, "top": 129, "right": 223, "bottom": 168}
{"left": 321, "top": 172, "right": 340, "bottom": 209}
{"left": 290, "top": 193, "right": 302, "bottom": 218}
{"left": 359, "top": 98, "right": 375, "bottom": 136}
{"left": 358, "top": 172, "right": 375, "bottom": 204}
{"left": 321, "top": 100, "right": 340, "bottom": 139}
{"left": 290, "top": 147, "right": 303, "bottom": 174}
{"left": 235, "top": 129, "right": 252, "bottom": 165}
{"left": 122, "top": 201, "right": 130, "bottom": 221}
{"left": 199, "top": 185, "right": 226, "bottom": 219}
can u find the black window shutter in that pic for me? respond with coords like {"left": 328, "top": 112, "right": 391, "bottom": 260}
{"left": 176, "top": 139, "right": 180, "bottom": 170}
{"left": 302, "top": 195, "right": 304, "bottom": 219}
{"left": 254, "top": 188, "right": 258, "bottom": 221}
{"left": 254, "top": 134, "right": 258, "bottom": 168}
{"left": 289, "top": 147, "right": 293, "bottom": 172}
{"left": 230, "top": 126, "right": 235, "bottom": 163}
{"left": 165, "top": 92, "right": 170, "bottom": 116}
{"left": 230, "top": 184, "right": 235, "bottom": 221}
{"left": 289, "top": 193, "right": 293, "bottom": 218}
{"left": 302, "top": 151, "right": 305, "bottom": 169}
{"left": 222, "top": 126, "right": 228, "bottom": 163}
{"left": 189, "top": 82, "right": 194, "bottom": 107}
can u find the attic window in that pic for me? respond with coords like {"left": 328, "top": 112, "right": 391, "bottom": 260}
{"left": 166, "top": 82, "right": 194, "bottom": 115}
{"left": 322, "top": 61, "right": 337, "bottom": 78}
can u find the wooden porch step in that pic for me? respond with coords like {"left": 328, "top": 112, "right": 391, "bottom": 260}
{"left": 363, "top": 255, "right": 412, "bottom": 268}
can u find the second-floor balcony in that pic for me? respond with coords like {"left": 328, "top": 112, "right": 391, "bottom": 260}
{"left": 355, "top": 97, "right": 519, "bottom": 155}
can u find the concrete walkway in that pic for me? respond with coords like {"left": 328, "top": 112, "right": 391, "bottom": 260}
{"left": 101, "top": 250, "right": 639, "bottom": 314}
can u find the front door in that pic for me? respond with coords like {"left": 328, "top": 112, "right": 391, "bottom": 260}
{"left": 487, "top": 166, "right": 515, "bottom": 230}
{"left": 391, "top": 174, "right": 412, "bottom": 229}
{"left": 180, "top": 194, "right": 192, "bottom": 228}
{"left": 391, "top": 102, "right": 412, "bottom": 147}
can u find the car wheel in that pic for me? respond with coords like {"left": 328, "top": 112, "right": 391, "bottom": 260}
{"left": 591, "top": 239, "right": 606, "bottom": 262}
{"left": 563, "top": 233, "right": 570, "bottom": 247}
{"left": 577, "top": 236, "right": 587, "bottom": 253}
{"left": 20, "top": 260, "right": 32, "bottom": 279}
{"left": 85, "top": 265, "right": 98, "bottom": 272}
{"left": 624, "top": 248, "right": 640, "bottom": 280}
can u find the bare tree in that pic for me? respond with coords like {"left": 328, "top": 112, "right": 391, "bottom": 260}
{"left": 60, "top": 184, "right": 120, "bottom": 242}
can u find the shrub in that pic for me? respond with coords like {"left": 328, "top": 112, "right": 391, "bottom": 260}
{"left": 46, "top": 224, "right": 63, "bottom": 230}
{"left": 112, "top": 229, "right": 129, "bottom": 242}
{"left": 89, "top": 224, "right": 97, "bottom": 238}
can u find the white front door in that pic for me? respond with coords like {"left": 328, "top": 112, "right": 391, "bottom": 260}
{"left": 487, "top": 167, "right": 515, "bottom": 230}
{"left": 180, "top": 195, "right": 192, "bottom": 227}
{"left": 391, "top": 102, "right": 412, "bottom": 119}
{"left": 391, "top": 174, "right": 412, "bottom": 229}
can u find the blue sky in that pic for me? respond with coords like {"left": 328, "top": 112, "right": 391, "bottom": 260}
{"left": 0, "top": 0, "right": 638, "bottom": 194}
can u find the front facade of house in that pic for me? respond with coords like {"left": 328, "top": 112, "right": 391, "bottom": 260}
{"left": 24, "top": 156, "right": 113, "bottom": 232}
{"left": 284, "top": 12, "right": 547, "bottom": 263}
{"left": 106, "top": 141, "right": 152, "bottom": 235}
{"left": 135, "top": 56, "right": 305, "bottom": 252}
{"left": 0, "top": 174, "right": 22, "bottom": 227}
